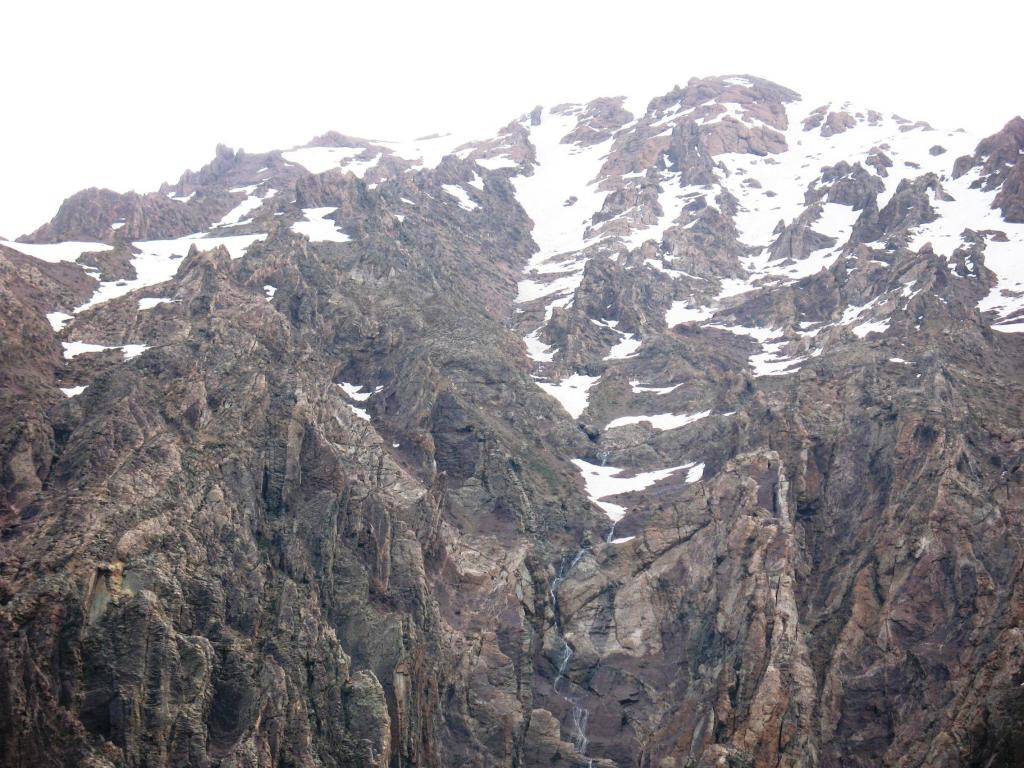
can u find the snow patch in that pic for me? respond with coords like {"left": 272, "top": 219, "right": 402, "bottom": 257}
{"left": 852, "top": 319, "right": 890, "bottom": 338}
{"left": 604, "top": 332, "right": 642, "bottom": 360}
{"left": 524, "top": 329, "right": 556, "bottom": 362}
{"left": 513, "top": 108, "right": 613, "bottom": 279}
{"left": 0, "top": 240, "right": 113, "bottom": 264}
{"left": 291, "top": 207, "right": 351, "bottom": 243}
{"left": 629, "top": 381, "right": 682, "bottom": 395}
{"left": 214, "top": 186, "right": 276, "bottom": 227}
{"left": 75, "top": 232, "right": 266, "bottom": 312}
{"left": 536, "top": 373, "right": 600, "bottom": 419}
{"left": 908, "top": 167, "right": 1024, "bottom": 328}
{"left": 62, "top": 341, "right": 149, "bottom": 360}
{"left": 138, "top": 297, "right": 177, "bottom": 310}
{"left": 282, "top": 146, "right": 377, "bottom": 175}
{"left": 475, "top": 155, "right": 518, "bottom": 171}
{"left": 46, "top": 311, "right": 73, "bottom": 332}
{"left": 441, "top": 184, "right": 479, "bottom": 211}
{"left": 666, "top": 301, "right": 714, "bottom": 327}
{"left": 571, "top": 459, "right": 699, "bottom": 520}
{"left": 605, "top": 410, "right": 711, "bottom": 431}
{"left": 347, "top": 404, "right": 371, "bottom": 421}
{"left": 338, "top": 382, "right": 377, "bottom": 402}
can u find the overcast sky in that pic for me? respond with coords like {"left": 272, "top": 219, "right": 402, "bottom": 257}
{"left": 1, "top": 0, "right": 1021, "bottom": 238}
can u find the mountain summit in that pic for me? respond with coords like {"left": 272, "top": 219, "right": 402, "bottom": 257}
{"left": 1, "top": 75, "right": 1022, "bottom": 768}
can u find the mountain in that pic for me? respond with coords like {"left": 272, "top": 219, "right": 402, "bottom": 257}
{"left": 0, "top": 74, "right": 1022, "bottom": 768}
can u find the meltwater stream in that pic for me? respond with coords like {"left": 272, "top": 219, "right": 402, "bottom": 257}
{"left": 545, "top": 447, "right": 617, "bottom": 764}
{"left": 549, "top": 546, "right": 595, "bottom": 764}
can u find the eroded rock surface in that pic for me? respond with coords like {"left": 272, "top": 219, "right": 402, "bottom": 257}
{"left": 0, "top": 75, "right": 1022, "bottom": 767}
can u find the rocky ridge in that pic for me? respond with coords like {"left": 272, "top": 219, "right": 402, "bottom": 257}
{"left": 0, "top": 74, "right": 1022, "bottom": 767}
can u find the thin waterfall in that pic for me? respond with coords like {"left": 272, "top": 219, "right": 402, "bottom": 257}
{"left": 549, "top": 546, "right": 595, "bottom": 764}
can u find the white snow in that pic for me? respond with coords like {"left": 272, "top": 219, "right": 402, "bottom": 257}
{"left": 685, "top": 463, "right": 705, "bottom": 483}
{"left": 62, "top": 341, "right": 148, "bottom": 360}
{"left": 282, "top": 146, "right": 370, "bottom": 175}
{"left": 716, "top": 98, "right": 976, "bottom": 250}
{"left": 62, "top": 341, "right": 108, "bottom": 359}
{"left": 291, "top": 207, "right": 351, "bottom": 243}
{"left": 722, "top": 202, "right": 857, "bottom": 296}
{"left": 121, "top": 344, "right": 149, "bottom": 360}
{"left": 715, "top": 277, "right": 759, "bottom": 299}
{"left": 629, "top": 381, "right": 682, "bottom": 395}
{"left": 475, "top": 155, "right": 518, "bottom": 171}
{"left": 605, "top": 410, "right": 711, "bottom": 431}
{"left": 263, "top": 285, "right": 276, "bottom": 301}
{"left": 666, "top": 300, "right": 714, "bottom": 326}
{"left": 441, "top": 184, "right": 479, "bottom": 211}
{"left": 708, "top": 324, "right": 811, "bottom": 377}
{"left": 512, "top": 107, "right": 614, "bottom": 304}
{"left": 643, "top": 258, "right": 684, "bottom": 278}
{"left": 515, "top": 271, "right": 585, "bottom": 305}
{"left": 46, "top": 311, "right": 73, "bottom": 332}
{"left": 604, "top": 332, "right": 642, "bottom": 360}
{"left": 0, "top": 240, "right": 112, "bottom": 264}
{"left": 749, "top": 244, "right": 844, "bottom": 286}
{"left": 214, "top": 186, "right": 276, "bottom": 227}
{"left": 707, "top": 324, "right": 782, "bottom": 344}
{"left": 909, "top": 167, "right": 1024, "bottom": 329}
{"left": 523, "top": 329, "right": 555, "bottom": 362}
{"left": 621, "top": 171, "right": 691, "bottom": 248}
{"left": 992, "top": 320, "right": 1024, "bottom": 333}
{"left": 542, "top": 294, "right": 574, "bottom": 321}
{"left": 838, "top": 296, "right": 885, "bottom": 330}
{"left": 516, "top": 270, "right": 589, "bottom": 307}
{"left": 748, "top": 341, "right": 811, "bottom": 376}
{"left": 812, "top": 202, "right": 861, "bottom": 248}
{"left": 338, "top": 382, "right": 375, "bottom": 401}
{"left": 137, "top": 297, "right": 176, "bottom": 310}
{"left": 378, "top": 132, "right": 474, "bottom": 169}
{"left": 536, "top": 373, "right": 600, "bottom": 419}
{"left": 75, "top": 232, "right": 266, "bottom": 312}
{"left": 512, "top": 115, "right": 611, "bottom": 254}
{"left": 60, "top": 385, "right": 87, "bottom": 397}
{"left": 346, "top": 404, "right": 371, "bottom": 421}
{"left": 342, "top": 153, "right": 382, "bottom": 179}
{"left": 571, "top": 458, "right": 699, "bottom": 520}
{"left": 337, "top": 382, "right": 377, "bottom": 420}
{"left": 851, "top": 319, "right": 890, "bottom": 338}
{"left": 110, "top": 222, "right": 125, "bottom": 231}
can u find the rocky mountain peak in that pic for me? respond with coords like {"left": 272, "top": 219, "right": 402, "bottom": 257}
{"left": 0, "top": 74, "right": 1022, "bottom": 768}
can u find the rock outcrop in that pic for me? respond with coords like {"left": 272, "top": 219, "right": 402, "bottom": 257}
{"left": 0, "top": 75, "right": 1022, "bottom": 768}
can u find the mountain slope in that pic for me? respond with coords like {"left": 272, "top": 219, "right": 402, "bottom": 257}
{"left": 0, "top": 75, "right": 1022, "bottom": 768}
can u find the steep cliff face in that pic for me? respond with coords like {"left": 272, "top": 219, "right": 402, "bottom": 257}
{"left": 0, "top": 75, "right": 1021, "bottom": 768}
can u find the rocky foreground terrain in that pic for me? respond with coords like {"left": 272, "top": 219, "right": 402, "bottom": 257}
{"left": 0, "top": 75, "right": 1022, "bottom": 767}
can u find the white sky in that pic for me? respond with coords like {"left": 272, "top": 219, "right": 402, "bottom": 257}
{"left": 1, "top": 0, "right": 1020, "bottom": 239}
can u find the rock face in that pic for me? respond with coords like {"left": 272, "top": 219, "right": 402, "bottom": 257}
{"left": 0, "top": 75, "right": 1022, "bottom": 768}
